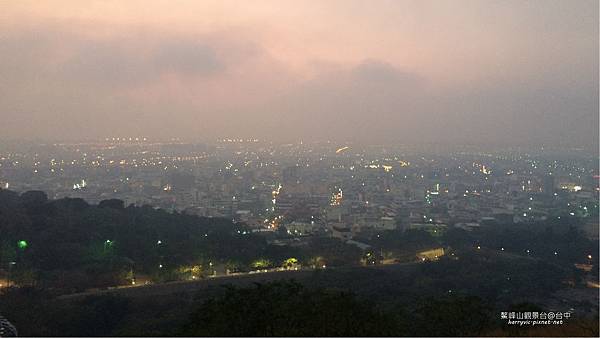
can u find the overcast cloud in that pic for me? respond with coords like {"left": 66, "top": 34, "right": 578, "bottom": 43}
{"left": 0, "top": 0, "right": 597, "bottom": 148}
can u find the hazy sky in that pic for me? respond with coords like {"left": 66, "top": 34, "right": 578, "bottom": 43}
{"left": 0, "top": 0, "right": 598, "bottom": 148}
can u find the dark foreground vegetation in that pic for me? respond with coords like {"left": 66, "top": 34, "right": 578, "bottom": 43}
{"left": 0, "top": 189, "right": 363, "bottom": 292}
{"left": 1, "top": 279, "right": 598, "bottom": 337}
{"left": 0, "top": 189, "right": 598, "bottom": 336}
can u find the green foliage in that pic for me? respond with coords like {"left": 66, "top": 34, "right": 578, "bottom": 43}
{"left": 0, "top": 189, "right": 596, "bottom": 337}
{"left": 443, "top": 221, "right": 599, "bottom": 268}
{"left": 251, "top": 258, "right": 273, "bottom": 269}
{"left": 0, "top": 190, "right": 305, "bottom": 289}
{"left": 409, "top": 295, "right": 493, "bottom": 336}
{"left": 364, "top": 229, "right": 438, "bottom": 259}
{"left": 415, "top": 250, "right": 570, "bottom": 301}
{"left": 301, "top": 237, "right": 362, "bottom": 266}
{"left": 0, "top": 189, "right": 373, "bottom": 291}
{"left": 0, "top": 288, "right": 130, "bottom": 336}
{"left": 181, "top": 280, "right": 401, "bottom": 336}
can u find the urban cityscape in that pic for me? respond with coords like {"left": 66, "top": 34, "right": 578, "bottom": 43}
{"left": 0, "top": 138, "right": 598, "bottom": 335}
{"left": 0, "top": 0, "right": 598, "bottom": 337}
{"left": 1, "top": 139, "right": 598, "bottom": 237}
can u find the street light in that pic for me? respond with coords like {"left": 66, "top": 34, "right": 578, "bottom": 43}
{"left": 103, "top": 240, "right": 114, "bottom": 256}
{"left": 7, "top": 261, "right": 16, "bottom": 288}
{"left": 17, "top": 240, "right": 28, "bottom": 250}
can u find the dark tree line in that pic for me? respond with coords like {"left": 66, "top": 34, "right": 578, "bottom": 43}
{"left": 0, "top": 189, "right": 362, "bottom": 291}
{"left": 2, "top": 280, "right": 597, "bottom": 336}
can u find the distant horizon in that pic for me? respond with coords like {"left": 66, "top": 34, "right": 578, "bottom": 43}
{"left": 0, "top": 136, "right": 597, "bottom": 154}
{"left": 1, "top": 0, "right": 598, "bottom": 149}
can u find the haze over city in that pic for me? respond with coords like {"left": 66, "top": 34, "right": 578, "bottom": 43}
{"left": 1, "top": 0, "right": 598, "bottom": 148}
{"left": 0, "top": 1, "right": 599, "bottom": 337}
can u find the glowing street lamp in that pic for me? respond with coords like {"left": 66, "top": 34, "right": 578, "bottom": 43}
{"left": 103, "top": 240, "right": 115, "bottom": 256}
{"left": 17, "top": 240, "right": 28, "bottom": 250}
{"left": 7, "top": 261, "right": 16, "bottom": 288}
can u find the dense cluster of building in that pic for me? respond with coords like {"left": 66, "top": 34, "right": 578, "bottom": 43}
{"left": 1, "top": 139, "right": 598, "bottom": 241}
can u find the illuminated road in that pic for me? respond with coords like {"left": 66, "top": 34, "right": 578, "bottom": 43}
{"left": 57, "top": 260, "right": 422, "bottom": 300}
